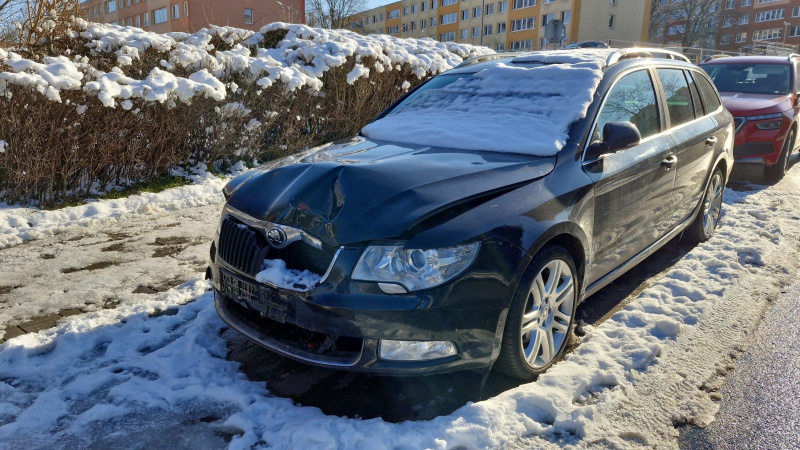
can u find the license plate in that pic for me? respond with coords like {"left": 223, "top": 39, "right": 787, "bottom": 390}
{"left": 220, "top": 271, "right": 288, "bottom": 323}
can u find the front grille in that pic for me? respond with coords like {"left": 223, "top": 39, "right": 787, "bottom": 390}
{"left": 734, "top": 117, "right": 744, "bottom": 132}
{"left": 217, "top": 216, "right": 338, "bottom": 278}
{"left": 734, "top": 142, "right": 774, "bottom": 158}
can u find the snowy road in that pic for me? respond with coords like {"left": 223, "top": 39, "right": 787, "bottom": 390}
{"left": 1, "top": 164, "right": 799, "bottom": 448}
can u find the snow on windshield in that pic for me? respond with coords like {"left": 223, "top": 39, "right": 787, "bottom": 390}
{"left": 361, "top": 49, "right": 613, "bottom": 156}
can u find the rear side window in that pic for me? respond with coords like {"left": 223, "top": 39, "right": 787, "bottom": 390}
{"left": 657, "top": 68, "right": 695, "bottom": 127}
{"left": 693, "top": 72, "right": 722, "bottom": 112}
{"left": 684, "top": 70, "right": 705, "bottom": 118}
{"left": 596, "top": 70, "right": 660, "bottom": 140}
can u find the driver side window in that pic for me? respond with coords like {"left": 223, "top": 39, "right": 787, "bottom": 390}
{"left": 595, "top": 70, "right": 661, "bottom": 142}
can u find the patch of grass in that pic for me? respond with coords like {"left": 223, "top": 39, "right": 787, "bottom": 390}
{"left": 40, "top": 175, "right": 191, "bottom": 210}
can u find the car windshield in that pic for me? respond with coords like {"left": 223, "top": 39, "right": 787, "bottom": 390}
{"left": 702, "top": 63, "right": 791, "bottom": 95}
{"left": 360, "top": 58, "right": 605, "bottom": 156}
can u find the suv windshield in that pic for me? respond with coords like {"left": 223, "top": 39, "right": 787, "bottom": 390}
{"left": 702, "top": 63, "right": 791, "bottom": 95}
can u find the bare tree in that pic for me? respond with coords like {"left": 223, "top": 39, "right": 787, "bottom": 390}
{"left": 0, "top": 0, "right": 80, "bottom": 54}
{"left": 306, "top": 0, "right": 366, "bottom": 30}
{"left": 649, "top": 0, "right": 735, "bottom": 48}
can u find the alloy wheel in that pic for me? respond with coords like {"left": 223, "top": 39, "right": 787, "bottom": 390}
{"left": 702, "top": 172, "right": 724, "bottom": 237}
{"left": 520, "top": 259, "right": 576, "bottom": 369}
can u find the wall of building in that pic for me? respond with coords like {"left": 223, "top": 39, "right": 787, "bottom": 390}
{"left": 716, "top": 0, "right": 800, "bottom": 53}
{"left": 576, "top": 0, "right": 648, "bottom": 43}
{"left": 83, "top": 0, "right": 305, "bottom": 33}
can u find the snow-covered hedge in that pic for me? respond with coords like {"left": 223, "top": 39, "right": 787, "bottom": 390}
{"left": 0, "top": 20, "right": 491, "bottom": 204}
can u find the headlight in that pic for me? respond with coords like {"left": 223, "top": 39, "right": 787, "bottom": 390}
{"left": 755, "top": 120, "right": 782, "bottom": 130}
{"left": 352, "top": 242, "right": 480, "bottom": 293}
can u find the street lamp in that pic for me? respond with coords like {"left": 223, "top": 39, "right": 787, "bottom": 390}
{"left": 275, "top": 1, "right": 299, "bottom": 24}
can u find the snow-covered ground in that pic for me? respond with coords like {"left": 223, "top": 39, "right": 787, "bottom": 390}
{"left": 0, "top": 166, "right": 798, "bottom": 448}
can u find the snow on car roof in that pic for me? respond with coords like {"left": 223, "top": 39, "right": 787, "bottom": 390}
{"left": 361, "top": 49, "right": 613, "bottom": 156}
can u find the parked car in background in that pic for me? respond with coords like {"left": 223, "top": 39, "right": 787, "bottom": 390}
{"left": 564, "top": 41, "right": 609, "bottom": 49}
{"left": 700, "top": 55, "right": 800, "bottom": 180}
{"left": 210, "top": 49, "right": 733, "bottom": 381}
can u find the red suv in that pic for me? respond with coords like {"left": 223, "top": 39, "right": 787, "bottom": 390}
{"left": 700, "top": 55, "right": 799, "bottom": 180}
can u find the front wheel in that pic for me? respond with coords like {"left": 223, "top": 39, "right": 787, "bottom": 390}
{"left": 686, "top": 168, "right": 724, "bottom": 244}
{"left": 495, "top": 246, "right": 578, "bottom": 381}
{"left": 764, "top": 128, "right": 795, "bottom": 182}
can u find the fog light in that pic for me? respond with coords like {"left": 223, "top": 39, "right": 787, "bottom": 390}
{"left": 378, "top": 340, "right": 457, "bottom": 361}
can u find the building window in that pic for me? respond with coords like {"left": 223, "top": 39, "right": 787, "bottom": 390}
{"left": 410, "top": 21, "right": 416, "bottom": 30}
{"left": 244, "top": 8, "right": 253, "bottom": 24}
{"left": 512, "top": 17, "right": 535, "bottom": 31}
{"left": 668, "top": 24, "right": 686, "bottom": 35}
{"left": 741, "top": 0, "right": 752, "bottom": 6}
{"left": 739, "top": 14, "right": 749, "bottom": 24}
{"left": 421, "top": 19, "right": 426, "bottom": 28}
{"left": 381, "top": 13, "right": 385, "bottom": 21}
{"left": 153, "top": 7, "right": 168, "bottom": 24}
{"left": 497, "top": 22, "right": 506, "bottom": 33}
{"left": 403, "top": 6, "right": 408, "bottom": 16}
{"left": 144, "top": 12, "right": 149, "bottom": 26}
{"left": 608, "top": 14, "right": 615, "bottom": 28}
{"left": 440, "top": 31, "right": 456, "bottom": 41}
{"left": 561, "top": 10, "right": 571, "bottom": 24}
{"left": 412, "top": 4, "right": 417, "bottom": 13}
{"left": 402, "top": 23, "right": 408, "bottom": 32}
{"left": 725, "top": 0, "right": 734, "bottom": 9}
{"left": 127, "top": 17, "right": 132, "bottom": 25}
{"left": 720, "top": 34, "right": 730, "bottom": 44}
{"left": 460, "top": 28, "right": 468, "bottom": 39}
{"left": 790, "top": 25, "right": 800, "bottom": 37}
{"left": 610, "top": 0, "right": 616, "bottom": 4}
{"left": 484, "top": 24, "right": 492, "bottom": 35}
{"left": 486, "top": 3, "right": 493, "bottom": 15}
{"left": 473, "top": 26, "right": 480, "bottom": 37}
{"left": 509, "top": 39, "right": 533, "bottom": 50}
{"left": 441, "top": 12, "right": 457, "bottom": 24}
{"left": 710, "top": 1, "right": 719, "bottom": 12}
{"left": 461, "top": 9, "right": 468, "bottom": 20}
{"left": 755, "top": 9, "right": 784, "bottom": 22}
{"left": 513, "top": 0, "right": 536, "bottom": 10}
{"left": 135, "top": 15, "right": 140, "bottom": 27}
{"left": 126, "top": 0, "right": 130, "bottom": 7}
{"left": 756, "top": 0, "right": 777, "bottom": 3}
{"left": 497, "top": 43, "right": 505, "bottom": 51}
{"left": 753, "top": 28, "right": 782, "bottom": 40}
{"left": 542, "top": 13, "right": 553, "bottom": 27}
{"left": 544, "top": 0, "right": 554, "bottom": 3}
{"left": 474, "top": 6, "right": 481, "bottom": 18}
{"left": 431, "top": 0, "right": 436, "bottom": 9}
{"left": 430, "top": 17, "right": 436, "bottom": 26}
{"left": 388, "top": 25, "right": 399, "bottom": 34}
{"left": 735, "top": 32, "right": 746, "bottom": 42}
{"left": 172, "top": 4, "right": 179, "bottom": 19}
{"left": 106, "top": 0, "right": 116, "bottom": 13}
{"left": 794, "top": 6, "right": 800, "bottom": 17}
{"left": 421, "top": 2, "right": 427, "bottom": 11}
{"left": 184, "top": 2, "right": 188, "bottom": 17}
{"left": 389, "top": 9, "right": 400, "bottom": 19}
{"left": 722, "top": 16, "right": 733, "bottom": 27}
{"left": 442, "top": 0, "right": 457, "bottom": 6}
{"left": 498, "top": 0, "right": 508, "bottom": 13}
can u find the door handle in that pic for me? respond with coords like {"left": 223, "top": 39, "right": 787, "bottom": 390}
{"left": 705, "top": 136, "right": 718, "bottom": 146}
{"left": 661, "top": 155, "right": 678, "bottom": 167}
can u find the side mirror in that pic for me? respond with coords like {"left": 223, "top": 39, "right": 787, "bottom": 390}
{"left": 584, "top": 121, "right": 642, "bottom": 161}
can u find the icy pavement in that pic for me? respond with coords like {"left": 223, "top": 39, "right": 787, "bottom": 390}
{"left": 0, "top": 165, "right": 799, "bottom": 448}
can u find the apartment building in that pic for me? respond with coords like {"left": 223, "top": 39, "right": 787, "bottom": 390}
{"left": 576, "top": 0, "right": 650, "bottom": 44}
{"left": 81, "top": 0, "right": 305, "bottom": 33}
{"left": 716, "top": 0, "right": 800, "bottom": 53}
{"left": 351, "top": 0, "right": 582, "bottom": 51}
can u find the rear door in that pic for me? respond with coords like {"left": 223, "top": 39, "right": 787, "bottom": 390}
{"left": 657, "top": 68, "right": 718, "bottom": 226}
{"left": 584, "top": 68, "right": 677, "bottom": 284}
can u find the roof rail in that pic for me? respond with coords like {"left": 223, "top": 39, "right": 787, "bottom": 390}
{"left": 789, "top": 53, "right": 800, "bottom": 61}
{"left": 702, "top": 54, "right": 730, "bottom": 63}
{"left": 606, "top": 48, "right": 691, "bottom": 66}
{"left": 454, "top": 52, "right": 524, "bottom": 68}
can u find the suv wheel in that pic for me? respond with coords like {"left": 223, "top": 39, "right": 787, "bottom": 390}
{"left": 764, "top": 128, "right": 795, "bottom": 182}
{"left": 686, "top": 168, "right": 724, "bottom": 243}
{"left": 496, "top": 246, "right": 577, "bottom": 381}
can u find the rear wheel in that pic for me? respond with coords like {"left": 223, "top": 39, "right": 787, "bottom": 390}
{"left": 686, "top": 168, "right": 724, "bottom": 244}
{"left": 495, "top": 246, "right": 578, "bottom": 381}
{"left": 764, "top": 128, "right": 795, "bottom": 182}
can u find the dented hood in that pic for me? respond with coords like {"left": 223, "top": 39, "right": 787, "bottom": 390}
{"left": 225, "top": 137, "right": 555, "bottom": 245}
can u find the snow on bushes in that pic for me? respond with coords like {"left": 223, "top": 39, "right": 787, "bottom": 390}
{"left": 0, "top": 21, "right": 491, "bottom": 205}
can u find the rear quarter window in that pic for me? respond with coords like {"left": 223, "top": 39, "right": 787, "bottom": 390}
{"left": 693, "top": 71, "right": 722, "bottom": 113}
{"left": 657, "top": 68, "right": 695, "bottom": 127}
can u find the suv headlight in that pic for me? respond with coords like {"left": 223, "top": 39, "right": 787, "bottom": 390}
{"left": 352, "top": 242, "right": 480, "bottom": 293}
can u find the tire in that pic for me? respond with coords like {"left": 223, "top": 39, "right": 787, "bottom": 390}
{"left": 686, "top": 168, "right": 724, "bottom": 244}
{"left": 764, "top": 128, "right": 795, "bottom": 182}
{"left": 495, "top": 246, "right": 578, "bottom": 381}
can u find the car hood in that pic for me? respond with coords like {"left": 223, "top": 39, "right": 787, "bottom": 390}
{"left": 718, "top": 92, "right": 793, "bottom": 116}
{"left": 225, "top": 137, "right": 555, "bottom": 246}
